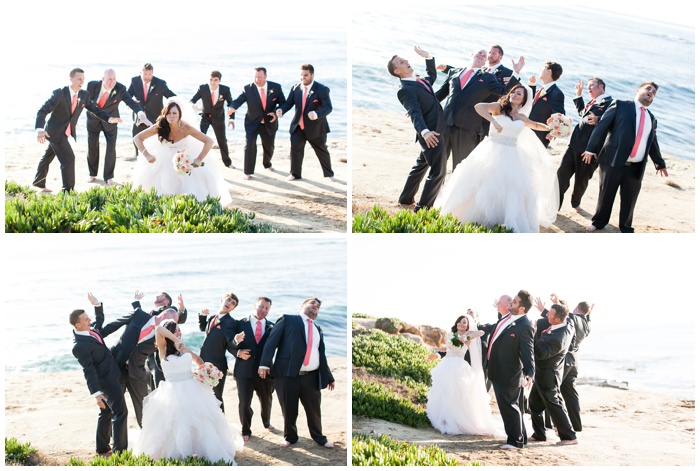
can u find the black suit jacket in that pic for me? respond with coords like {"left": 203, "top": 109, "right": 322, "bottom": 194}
{"left": 533, "top": 322, "right": 574, "bottom": 388}
{"left": 585, "top": 99, "right": 666, "bottom": 176}
{"left": 397, "top": 58, "right": 446, "bottom": 148}
{"left": 127, "top": 76, "right": 176, "bottom": 123}
{"left": 486, "top": 315, "right": 535, "bottom": 388}
{"left": 260, "top": 314, "right": 334, "bottom": 389}
{"left": 199, "top": 312, "right": 238, "bottom": 371}
{"left": 86, "top": 81, "right": 143, "bottom": 132}
{"left": 191, "top": 84, "right": 234, "bottom": 124}
{"left": 72, "top": 305, "right": 121, "bottom": 395}
{"left": 568, "top": 95, "right": 613, "bottom": 152}
{"left": 538, "top": 309, "right": 591, "bottom": 368}
{"left": 529, "top": 83, "right": 566, "bottom": 143}
{"left": 279, "top": 81, "right": 331, "bottom": 140}
{"left": 36, "top": 87, "right": 112, "bottom": 142}
{"left": 98, "top": 303, "right": 155, "bottom": 373}
{"left": 231, "top": 81, "right": 286, "bottom": 137}
{"left": 435, "top": 67, "right": 517, "bottom": 132}
{"left": 231, "top": 316, "right": 275, "bottom": 378}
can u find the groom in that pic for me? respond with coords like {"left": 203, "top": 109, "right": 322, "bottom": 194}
{"left": 485, "top": 290, "right": 535, "bottom": 450}
{"left": 128, "top": 63, "right": 176, "bottom": 156}
{"left": 199, "top": 292, "right": 245, "bottom": 412}
{"left": 190, "top": 70, "right": 235, "bottom": 168}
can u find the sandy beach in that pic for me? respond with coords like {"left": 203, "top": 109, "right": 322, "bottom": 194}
{"left": 4, "top": 357, "right": 347, "bottom": 466}
{"left": 5, "top": 137, "right": 347, "bottom": 233}
{"left": 352, "top": 108, "right": 695, "bottom": 233}
{"left": 353, "top": 385, "right": 695, "bottom": 466}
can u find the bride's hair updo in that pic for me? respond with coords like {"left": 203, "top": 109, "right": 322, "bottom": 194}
{"left": 156, "top": 101, "right": 182, "bottom": 143}
{"left": 161, "top": 318, "right": 182, "bottom": 359}
{"left": 451, "top": 315, "right": 468, "bottom": 333}
{"left": 498, "top": 84, "right": 528, "bottom": 120}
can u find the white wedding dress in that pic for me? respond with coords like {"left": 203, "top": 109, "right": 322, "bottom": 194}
{"left": 426, "top": 341, "right": 504, "bottom": 436}
{"left": 133, "top": 352, "right": 243, "bottom": 464}
{"left": 132, "top": 97, "right": 233, "bottom": 206}
{"left": 435, "top": 114, "right": 559, "bottom": 233}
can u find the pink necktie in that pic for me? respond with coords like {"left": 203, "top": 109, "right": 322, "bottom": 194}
{"left": 255, "top": 320, "right": 262, "bottom": 343}
{"left": 300, "top": 86, "right": 308, "bottom": 130}
{"left": 66, "top": 92, "right": 78, "bottom": 137}
{"left": 97, "top": 92, "right": 108, "bottom": 108}
{"left": 302, "top": 319, "right": 313, "bottom": 366}
{"left": 211, "top": 91, "right": 216, "bottom": 106}
{"left": 630, "top": 107, "right": 646, "bottom": 158}
{"left": 534, "top": 88, "right": 544, "bottom": 103}
{"left": 416, "top": 78, "right": 432, "bottom": 92}
{"left": 89, "top": 330, "right": 103, "bottom": 344}
{"left": 460, "top": 69, "right": 474, "bottom": 89}
{"left": 583, "top": 98, "right": 596, "bottom": 115}
{"left": 143, "top": 83, "right": 149, "bottom": 101}
{"left": 260, "top": 88, "right": 267, "bottom": 109}
{"left": 486, "top": 67, "right": 493, "bottom": 73}
{"left": 542, "top": 326, "right": 552, "bottom": 335}
{"left": 486, "top": 314, "right": 512, "bottom": 360}
{"left": 208, "top": 314, "right": 219, "bottom": 334}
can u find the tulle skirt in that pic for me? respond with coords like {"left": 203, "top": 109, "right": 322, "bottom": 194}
{"left": 132, "top": 377, "right": 243, "bottom": 464}
{"left": 426, "top": 356, "right": 505, "bottom": 436}
{"left": 435, "top": 129, "right": 559, "bottom": 233}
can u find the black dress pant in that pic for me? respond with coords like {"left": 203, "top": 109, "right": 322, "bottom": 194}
{"left": 492, "top": 381, "right": 527, "bottom": 448}
{"left": 557, "top": 145, "right": 598, "bottom": 209}
{"left": 274, "top": 371, "right": 326, "bottom": 445}
{"left": 529, "top": 374, "right": 576, "bottom": 441}
{"left": 445, "top": 125, "right": 480, "bottom": 170}
{"left": 236, "top": 375, "right": 275, "bottom": 436}
{"left": 244, "top": 124, "right": 276, "bottom": 175}
{"left": 592, "top": 161, "right": 645, "bottom": 232}
{"left": 118, "top": 367, "right": 149, "bottom": 428}
{"left": 561, "top": 363, "right": 582, "bottom": 431}
{"left": 201, "top": 116, "right": 232, "bottom": 167}
{"left": 33, "top": 137, "right": 76, "bottom": 191}
{"left": 96, "top": 382, "right": 128, "bottom": 454}
{"left": 289, "top": 129, "right": 334, "bottom": 179}
{"left": 87, "top": 121, "right": 118, "bottom": 181}
{"left": 399, "top": 141, "right": 446, "bottom": 211}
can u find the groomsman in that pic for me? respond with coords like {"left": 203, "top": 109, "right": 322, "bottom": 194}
{"left": 276, "top": 64, "right": 336, "bottom": 181}
{"left": 86, "top": 69, "right": 150, "bottom": 185}
{"left": 232, "top": 297, "right": 276, "bottom": 440}
{"left": 388, "top": 46, "right": 446, "bottom": 211}
{"left": 128, "top": 63, "right": 176, "bottom": 156}
{"left": 528, "top": 62, "right": 566, "bottom": 147}
{"left": 69, "top": 300, "right": 127, "bottom": 455}
{"left": 583, "top": 82, "right": 668, "bottom": 233}
{"left": 259, "top": 297, "right": 335, "bottom": 448}
{"left": 529, "top": 304, "right": 578, "bottom": 445}
{"left": 486, "top": 290, "right": 535, "bottom": 450}
{"left": 435, "top": 49, "right": 523, "bottom": 169}
{"left": 230, "top": 67, "right": 287, "bottom": 179}
{"left": 557, "top": 78, "right": 612, "bottom": 211}
{"left": 33, "top": 68, "right": 121, "bottom": 193}
{"left": 190, "top": 70, "right": 235, "bottom": 168}
{"left": 199, "top": 293, "right": 244, "bottom": 412}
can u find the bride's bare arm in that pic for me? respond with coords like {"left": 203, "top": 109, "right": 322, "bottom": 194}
{"left": 475, "top": 102, "right": 504, "bottom": 132}
{"left": 155, "top": 325, "right": 183, "bottom": 358}
{"left": 183, "top": 347, "right": 204, "bottom": 366}
{"left": 520, "top": 113, "right": 549, "bottom": 132}
{"left": 133, "top": 125, "right": 159, "bottom": 163}
{"left": 182, "top": 122, "right": 214, "bottom": 166}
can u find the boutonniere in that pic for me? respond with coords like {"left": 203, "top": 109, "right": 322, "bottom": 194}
{"left": 268, "top": 89, "right": 274, "bottom": 95}
{"left": 213, "top": 317, "right": 221, "bottom": 327}
{"left": 219, "top": 96, "right": 224, "bottom": 101}
{"left": 308, "top": 90, "right": 314, "bottom": 97}
{"left": 316, "top": 324, "right": 323, "bottom": 334}
{"left": 77, "top": 97, "right": 82, "bottom": 103}
{"left": 507, "top": 321, "right": 517, "bottom": 329}
{"left": 149, "top": 86, "right": 154, "bottom": 93}
{"left": 477, "top": 69, "right": 486, "bottom": 76}
{"left": 110, "top": 90, "right": 117, "bottom": 97}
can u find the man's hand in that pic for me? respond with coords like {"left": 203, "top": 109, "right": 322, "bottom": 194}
{"left": 137, "top": 111, "right": 152, "bottom": 127}
{"left": 534, "top": 297, "right": 545, "bottom": 312}
{"left": 276, "top": 109, "right": 283, "bottom": 118}
{"left": 134, "top": 290, "right": 145, "bottom": 301}
{"left": 237, "top": 349, "right": 251, "bottom": 360}
{"left": 550, "top": 293, "right": 559, "bottom": 304}
{"left": 107, "top": 118, "right": 122, "bottom": 124}
{"left": 436, "top": 64, "right": 447, "bottom": 72}
{"left": 657, "top": 168, "right": 669, "bottom": 177}
{"left": 201, "top": 308, "right": 210, "bottom": 317}
{"left": 227, "top": 108, "right": 235, "bottom": 117}
{"left": 37, "top": 130, "right": 49, "bottom": 144}
{"left": 582, "top": 151, "right": 597, "bottom": 164}
{"left": 327, "top": 382, "right": 335, "bottom": 391}
{"left": 95, "top": 394, "right": 107, "bottom": 409}
{"left": 228, "top": 120, "right": 235, "bottom": 130}
{"left": 574, "top": 80, "right": 584, "bottom": 97}
{"left": 308, "top": 111, "right": 318, "bottom": 121}
{"left": 87, "top": 292, "right": 100, "bottom": 306}
{"left": 512, "top": 56, "right": 525, "bottom": 74}
{"left": 234, "top": 331, "right": 245, "bottom": 344}
{"left": 524, "top": 376, "right": 532, "bottom": 389}
{"left": 267, "top": 112, "right": 277, "bottom": 123}
{"left": 177, "top": 294, "right": 185, "bottom": 312}
{"left": 422, "top": 131, "right": 440, "bottom": 148}
{"left": 414, "top": 45, "right": 430, "bottom": 58}
{"left": 528, "top": 75, "right": 537, "bottom": 86}
{"left": 583, "top": 114, "right": 599, "bottom": 125}
{"left": 258, "top": 367, "right": 269, "bottom": 379}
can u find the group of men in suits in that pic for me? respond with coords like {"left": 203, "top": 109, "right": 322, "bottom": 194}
{"left": 476, "top": 290, "right": 591, "bottom": 450}
{"left": 71, "top": 291, "right": 336, "bottom": 454}
{"left": 34, "top": 62, "right": 337, "bottom": 194}
{"left": 389, "top": 44, "right": 669, "bottom": 232}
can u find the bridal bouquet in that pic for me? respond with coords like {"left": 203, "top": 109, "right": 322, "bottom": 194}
{"left": 546, "top": 113, "right": 573, "bottom": 139}
{"left": 173, "top": 149, "right": 203, "bottom": 175}
{"left": 193, "top": 362, "right": 223, "bottom": 387}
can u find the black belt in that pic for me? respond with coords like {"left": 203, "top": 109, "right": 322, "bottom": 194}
{"left": 625, "top": 160, "right": 642, "bottom": 166}
{"left": 298, "top": 369, "right": 318, "bottom": 376}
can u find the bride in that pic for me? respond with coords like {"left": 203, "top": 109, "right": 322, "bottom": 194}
{"left": 426, "top": 314, "right": 503, "bottom": 436}
{"left": 132, "top": 97, "right": 233, "bottom": 206}
{"left": 435, "top": 85, "right": 559, "bottom": 233}
{"left": 133, "top": 320, "right": 243, "bottom": 463}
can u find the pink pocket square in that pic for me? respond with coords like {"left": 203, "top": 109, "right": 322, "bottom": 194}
{"left": 313, "top": 99, "right": 319, "bottom": 102}
{"left": 479, "top": 79, "right": 484, "bottom": 82}
{"left": 272, "top": 98, "right": 277, "bottom": 101}
{"left": 510, "top": 333, "right": 515, "bottom": 337}
{"left": 216, "top": 325, "right": 221, "bottom": 329}
{"left": 543, "top": 97, "right": 548, "bottom": 101}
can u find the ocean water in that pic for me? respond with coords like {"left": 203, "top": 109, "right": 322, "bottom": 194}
{"left": 5, "top": 26, "right": 347, "bottom": 146}
{"left": 3, "top": 236, "right": 347, "bottom": 374}
{"left": 352, "top": 5, "right": 695, "bottom": 161}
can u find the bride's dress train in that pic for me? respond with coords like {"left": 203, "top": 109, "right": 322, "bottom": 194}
{"left": 427, "top": 343, "right": 505, "bottom": 436}
{"left": 132, "top": 352, "right": 243, "bottom": 463}
{"left": 435, "top": 114, "right": 559, "bottom": 233}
